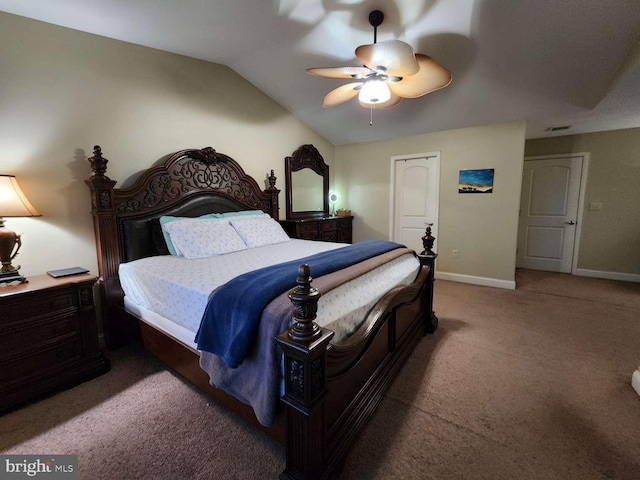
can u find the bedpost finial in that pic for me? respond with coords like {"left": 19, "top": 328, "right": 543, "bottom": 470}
{"left": 420, "top": 222, "right": 436, "bottom": 256}
{"left": 288, "top": 264, "right": 322, "bottom": 342}
{"left": 268, "top": 169, "right": 277, "bottom": 190}
{"left": 298, "top": 264, "right": 310, "bottom": 283}
{"left": 88, "top": 145, "right": 109, "bottom": 178}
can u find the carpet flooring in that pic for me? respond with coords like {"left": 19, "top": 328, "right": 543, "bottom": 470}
{"left": 1, "top": 269, "right": 639, "bottom": 479}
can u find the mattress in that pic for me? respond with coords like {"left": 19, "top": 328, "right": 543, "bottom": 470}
{"left": 119, "top": 239, "right": 420, "bottom": 347}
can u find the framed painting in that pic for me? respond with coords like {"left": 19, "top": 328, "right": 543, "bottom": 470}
{"left": 458, "top": 169, "right": 494, "bottom": 193}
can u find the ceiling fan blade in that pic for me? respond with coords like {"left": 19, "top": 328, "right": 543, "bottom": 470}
{"left": 306, "top": 66, "right": 372, "bottom": 79}
{"left": 359, "top": 88, "right": 403, "bottom": 109}
{"left": 355, "top": 40, "right": 419, "bottom": 77}
{"left": 388, "top": 54, "right": 452, "bottom": 98}
{"left": 322, "top": 82, "right": 363, "bottom": 107}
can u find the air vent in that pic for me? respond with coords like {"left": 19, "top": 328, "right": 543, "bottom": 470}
{"left": 545, "top": 125, "right": 571, "bottom": 132}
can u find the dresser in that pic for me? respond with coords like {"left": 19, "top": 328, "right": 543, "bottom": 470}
{"left": 280, "top": 216, "right": 353, "bottom": 243}
{"left": 0, "top": 274, "right": 110, "bottom": 412}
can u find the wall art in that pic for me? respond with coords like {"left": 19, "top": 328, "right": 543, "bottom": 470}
{"left": 458, "top": 168, "right": 494, "bottom": 193}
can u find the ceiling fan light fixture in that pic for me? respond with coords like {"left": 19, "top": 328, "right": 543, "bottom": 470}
{"left": 359, "top": 79, "right": 391, "bottom": 104}
{"left": 308, "top": 10, "right": 451, "bottom": 111}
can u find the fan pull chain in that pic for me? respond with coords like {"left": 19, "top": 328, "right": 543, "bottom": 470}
{"left": 370, "top": 107, "right": 374, "bottom": 126}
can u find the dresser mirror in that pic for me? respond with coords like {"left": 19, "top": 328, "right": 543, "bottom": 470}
{"left": 285, "top": 144, "right": 329, "bottom": 219}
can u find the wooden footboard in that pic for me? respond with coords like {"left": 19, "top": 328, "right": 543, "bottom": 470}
{"left": 277, "top": 256, "right": 435, "bottom": 480}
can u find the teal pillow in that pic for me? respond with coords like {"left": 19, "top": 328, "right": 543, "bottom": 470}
{"left": 159, "top": 213, "right": 220, "bottom": 255}
{"left": 218, "top": 210, "right": 266, "bottom": 218}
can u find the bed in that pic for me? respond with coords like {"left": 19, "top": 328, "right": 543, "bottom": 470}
{"left": 85, "top": 144, "right": 438, "bottom": 480}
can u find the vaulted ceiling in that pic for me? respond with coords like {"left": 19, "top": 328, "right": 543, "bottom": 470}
{"left": 2, "top": 0, "right": 639, "bottom": 145}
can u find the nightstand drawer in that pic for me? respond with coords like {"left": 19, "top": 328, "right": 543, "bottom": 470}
{"left": 0, "top": 337, "right": 82, "bottom": 383}
{"left": 2, "top": 289, "right": 78, "bottom": 322}
{"left": 0, "top": 312, "right": 79, "bottom": 357}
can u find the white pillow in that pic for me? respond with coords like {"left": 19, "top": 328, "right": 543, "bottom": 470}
{"left": 159, "top": 213, "right": 219, "bottom": 256}
{"left": 230, "top": 216, "right": 290, "bottom": 248}
{"left": 162, "top": 218, "right": 247, "bottom": 259}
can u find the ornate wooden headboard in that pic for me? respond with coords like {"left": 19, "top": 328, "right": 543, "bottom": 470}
{"left": 85, "top": 145, "right": 280, "bottom": 347}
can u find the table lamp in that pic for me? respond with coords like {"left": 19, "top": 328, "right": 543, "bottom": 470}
{"left": 328, "top": 191, "right": 339, "bottom": 216}
{"left": 0, "top": 175, "right": 41, "bottom": 284}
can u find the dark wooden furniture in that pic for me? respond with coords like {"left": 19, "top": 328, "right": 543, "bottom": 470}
{"left": 283, "top": 145, "right": 353, "bottom": 244}
{"left": 280, "top": 216, "right": 353, "bottom": 243}
{"left": 285, "top": 144, "right": 330, "bottom": 220}
{"left": 86, "top": 145, "right": 437, "bottom": 480}
{"left": 0, "top": 274, "right": 110, "bottom": 413}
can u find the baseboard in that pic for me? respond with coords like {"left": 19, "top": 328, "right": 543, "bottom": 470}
{"left": 574, "top": 268, "right": 640, "bottom": 283}
{"left": 632, "top": 369, "right": 640, "bottom": 397}
{"left": 435, "top": 271, "right": 516, "bottom": 290}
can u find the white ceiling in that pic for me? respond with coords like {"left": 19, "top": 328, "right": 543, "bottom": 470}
{"left": 2, "top": 0, "right": 639, "bottom": 145}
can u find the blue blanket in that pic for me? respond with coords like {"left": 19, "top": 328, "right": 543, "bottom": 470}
{"left": 195, "top": 240, "right": 404, "bottom": 368}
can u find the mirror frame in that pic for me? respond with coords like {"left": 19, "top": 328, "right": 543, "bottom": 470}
{"left": 285, "top": 144, "right": 329, "bottom": 220}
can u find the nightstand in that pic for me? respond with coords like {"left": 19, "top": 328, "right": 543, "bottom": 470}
{"left": 0, "top": 274, "right": 110, "bottom": 412}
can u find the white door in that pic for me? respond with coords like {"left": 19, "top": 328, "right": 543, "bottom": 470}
{"left": 391, "top": 155, "right": 440, "bottom": 254}
{"left": 517, "top": 157, "right": 583, "bottom": 272}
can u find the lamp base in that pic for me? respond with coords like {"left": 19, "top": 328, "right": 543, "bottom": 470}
{"left": 0, "top": 219, "right": 25, "bottom": 284}
{"left": 0, "top": 270, "right": 27, "bottom": 285}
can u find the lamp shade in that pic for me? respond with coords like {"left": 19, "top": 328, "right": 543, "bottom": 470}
{"left": 0, "top": 175, "right": 41, "bottom": 217}
{"left": 358, "top": 79, "right": 391, "bottom": 104}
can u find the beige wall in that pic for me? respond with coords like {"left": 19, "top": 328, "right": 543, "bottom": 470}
{"left": 0, "top": 13, "right": 333, "bottom": 277}
{"left": 525, "top": 128, "right": 640, "bottom": 275}
{"left": 335, "top": 121, "right": 526, "bottom": 285}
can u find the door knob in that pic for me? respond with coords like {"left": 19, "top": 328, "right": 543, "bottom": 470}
{"left": 564, "top": 221, "right": 576, "bottom": 225}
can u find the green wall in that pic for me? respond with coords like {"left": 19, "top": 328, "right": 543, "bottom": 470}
{"left": 526, "top": 128, "right": 640, "bottom": 276}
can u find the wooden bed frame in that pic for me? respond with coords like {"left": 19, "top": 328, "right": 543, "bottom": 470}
{"left": 85, "top": 144, "right": 437, "bottom": 480}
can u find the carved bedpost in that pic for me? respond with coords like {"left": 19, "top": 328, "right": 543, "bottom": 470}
{"left": 419, "top": 223, "right": 438, "bottom": 334}
{"left": 266, "top": 169, "right": 280, "bottom": 221}
{"left": 85, "top": 146, "right": 123, "bottom": 348}
{"left": 276, "top": 265, "right": 334, "bottom": 480}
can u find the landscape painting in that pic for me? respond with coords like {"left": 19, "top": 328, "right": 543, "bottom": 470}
{"left": 458, "top": 168, "right": 494, "bottom": 193}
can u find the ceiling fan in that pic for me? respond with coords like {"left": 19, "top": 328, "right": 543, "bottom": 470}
{"left": 307, "top": 10, "right": 452, "bottom": 109}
